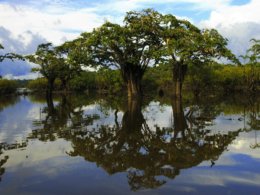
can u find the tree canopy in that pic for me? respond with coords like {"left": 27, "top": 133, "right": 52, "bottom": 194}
{"left": 26, "top": 43, "right": 64, "bottom": 97}
{"left": 65, "top": 9, "right": 238, "bottom": 98}
{"left": 158, "top": 14, "right": 239, "bottom": 97}
{"left": 72, "top": 9, "right": 164, "bottom": 98}
{"left": 24, "top": 9, "right": 241, "bottom": 98}
{"left": 55, "top": 41, "right": 83, "bottom": 91}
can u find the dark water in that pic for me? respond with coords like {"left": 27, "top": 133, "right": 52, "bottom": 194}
{"left": 0, "top": 94, "right": 259, "bottom": 195}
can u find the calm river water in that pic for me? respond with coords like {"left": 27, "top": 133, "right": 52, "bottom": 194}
{"left": 0, "top": 93, "right": 259, "bottom": 195}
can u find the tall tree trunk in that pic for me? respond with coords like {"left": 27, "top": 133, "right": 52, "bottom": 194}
{"left": 46, "top": 90, "right": 55, "bottom": 115}
{"left": 173, "top": 80, "right": 182, "bottom": 99}
{"left": 61, "top": 79, "right": 68, "bottom": 93}
{"left": 46, "top": 78, "right": 55, "bottom": 102}
{"left": 172, "top": 61, "right": 187, "bottom": 98}
{"left": 123, "top": 67, "right": 143, "bottom": 99}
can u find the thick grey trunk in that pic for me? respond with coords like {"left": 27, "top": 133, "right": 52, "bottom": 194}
{"left": 125, "top": 69, "right": 143, "bottom": 99}
{"left": 46, "top": 78, "right": 54, "bottom": 100}
{"left": 172, "top": 61, "right": 187, "bottom": 98}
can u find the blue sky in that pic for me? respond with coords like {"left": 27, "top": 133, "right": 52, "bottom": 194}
{"left": 0, "top": 0, "right": 259, "bottom": 79}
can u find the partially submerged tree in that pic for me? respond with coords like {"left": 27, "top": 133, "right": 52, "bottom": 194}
{"left": 55, "top": 41, "right": 83, "bottom": 92}
{"left": 74, "top": 9, "right": 163, "bottom": 98}
{"left": 71, "top": 9, "right": 239, "bottom": 98}
{"left": 159, "top": 15, "right": 239, "bottom": 98}
{"left": 26, "top": 43, "right": 64, "bottom": 98}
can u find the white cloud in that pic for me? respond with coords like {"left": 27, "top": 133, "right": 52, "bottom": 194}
{"left": 201, "top": 0, "right": 260, "bottom": 28}
{"left": 0, "top": 27, "right": 45, "bottom": 77}
{"left": 0, "top": 0, "right": 240, "bottom": 47}
{"left": 0, "top": 27, "right": 46, "bottom": 54}
{"left": 0, "top": 4, "right": 105, "bottom": 46}
{"left": 3, "top": 72, "right": 38, "bottom": 80}
{"left": 200, "top": 0, "right": 260, "bottom": 56}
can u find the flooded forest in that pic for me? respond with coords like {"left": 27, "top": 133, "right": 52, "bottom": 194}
{"left": 0, "top": 9, "right": 260, "bottom": 195}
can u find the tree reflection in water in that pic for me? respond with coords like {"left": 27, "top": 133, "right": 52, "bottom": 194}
{"left": 30, "top": 95, "right": 247, "bottom": 190}
{"left": 29, "top": 95, "right": 99, "bottom": 142}
{"left": 0, "top": 96, "right": 19, "bottom": 112}
{"left": 0, "top": 143, "right": 8, "bottom": 182}
{"left": 0, "top": 142, "right": 27, "bottom": 182}
{"left": 246, "top": 96, "right": 260, "bottom": 149}
{"left": 0, "top": 96, "right": 27, "bottom": 182}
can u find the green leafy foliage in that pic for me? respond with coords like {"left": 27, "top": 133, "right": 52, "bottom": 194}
{"left": 156, "top": 14, "right": 240, "bottom": 97}
{"left": 0, "top": 79, "right": 18, "bottom": 94}
{"left": 72, "top": 9, "right": 164, "bottom": 97}
{"left": 55, "top": 41, "right": 83, "bottom": 90}
{"left": 185, "top": 63, "right": 260, "bottom": 93}
{"left": 240, "top": 39, "right": 260, "bottom": 91}
{"left": 69, "top": 71, "right": 96, "bottom": 92}
{"left": 2, "top": 10, "right": 259, "bottom": 96}
{"left": 69, "top": 69, "right": 124, "bottom": 93}
{"left": 95, "top": 68, "right": 123, "bottom": 92}
{"left": 27, "top": 78, "right": 61, "bottom": 92}
{"left": 26, "top": 43, "right": 63, "bottom": 81}
{"left": 143, "top": 63, "right": 172, "bottom": 90}
{"left": 25, "top": 43, "right": 65, "bottom": 96}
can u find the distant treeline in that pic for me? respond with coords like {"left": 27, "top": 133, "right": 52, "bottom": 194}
{"left": 0, "top": 62, "right": 259, "bottom": 96}
{"left": 25, "top": 62, "right": 260, "bottom": 95}
{"left": 0, "top": 79, "right": 17, "bottom": 94}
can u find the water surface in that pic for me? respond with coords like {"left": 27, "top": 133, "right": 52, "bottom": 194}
{"left": 0, "top": 94, "right": 259, "bottom": 195}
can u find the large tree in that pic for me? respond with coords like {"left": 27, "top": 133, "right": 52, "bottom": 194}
{"left": 55, "top": 41, "right": 83, "bottom": 92}
{"left": 26, "top": 43, "right": 64, "bottom": 98}
{"left": 159, "top": 15, "right": 239, "bottom": 98}
{"left": 71, "top": 9, "right": 239, "bottom": 98}
{"left": 74, "top": 9, "right": 163, "bottom": 98}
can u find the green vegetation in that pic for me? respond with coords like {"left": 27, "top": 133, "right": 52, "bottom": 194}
{"left": 25, "top": 43, "right": 65, "bottom": 98}
{"left": 27, "top": 77, "right": 61, "bottom": 92}
{"left": 185, "top": 63, "right": 260, "bottom": 94}
{"left": 25, "top": 62, "right": 260, "bottom": 95}
{"left": 71, "top": 9, "right": 164, "bottom": 98}
{"left": 27, "top": 68, "right": 123, "bottom": 93}
{"left": 159, "top": 16, "right": 238, "bottom": 98}
{"left": 0, "top": 79, "right": 18, "bottom": 94}
{"left": 67, "top": 9, "right": 237, "bottom": 98}
{"left": 241, "top": 39, "right": 260, "bottom": 91}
